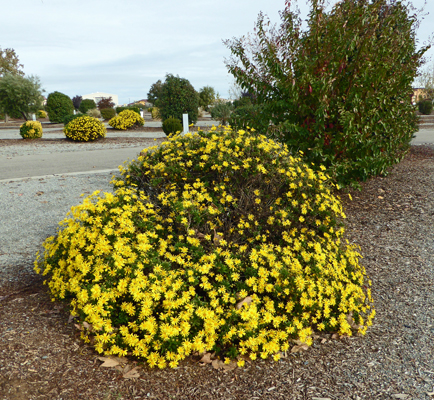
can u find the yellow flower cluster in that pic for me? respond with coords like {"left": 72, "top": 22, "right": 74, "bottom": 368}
{"left": 64, "top": 115, "right": 106, "bottom": 142}
{"left": 20, "top": 120, "right": 43, "bottom": 139}
{"left": 109, "top": 110, "right": 145, "bottom": 130}
{"left": 35, "top": 127, "right": 374, "bottom": 369}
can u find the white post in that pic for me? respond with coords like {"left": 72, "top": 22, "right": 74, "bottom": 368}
{"left": 140, "top": 110, "right": 144, "bottom": 118}
{"left": 32, "top": 114, "right": 36, "bottom": 121}
{"left": 183, "top": 113, "right": 189, "bottom": 135}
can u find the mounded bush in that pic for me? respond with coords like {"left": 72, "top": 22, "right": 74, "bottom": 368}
{"left": 228, "top": 104, "right": 269, "bottom": 132}
{"left": 79, "top": 99, "right": 97, "bottom": 114}
{"left": 35, "top": 127, "right": 374, "bottom": 369}
{"left": 100, "top": 108, "right": 116, "bottom": 120}
{"left": 20, "top": 121, "right": 43, "bottom": 139}
{"left": 63, "top": 113, "right": 85, "bottom": 126}
{"left": 46, "top": 91, "right": 75, "bottom": 123}
{"left": 162, "top": 116, "right": 183, "bottom": 135}
{"left": 108, "top": 109, "right": 144, "bottom": 130}
{"left": 151, "top": 107, "right": 160, "bottom": 120}
{"left": 418, "top": 100, "right": 433, "bottom": 115}
{"left": 63, "top": 115, "right": 106, "bottom": 141}
{"left": 115, "top": 106, "right": 141, "bottom": 116}
{"left": 37, "top": 110, "right": 47, "bottom": 119}
{"left": 86, "top": 108, "right": 102, "bottom": 119}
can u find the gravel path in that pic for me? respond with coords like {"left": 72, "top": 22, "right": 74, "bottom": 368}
{"left": 0, "top": 142, "right": 433, "bottom": 400}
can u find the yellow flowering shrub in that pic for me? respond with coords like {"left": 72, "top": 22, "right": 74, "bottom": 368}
{"left": 35, "top": 127, "right": 374, "bottom": 369}
{"left": 20, "top": 121, "right": 43, "bottom": 139}
{"left": 64, "top": 115, "right": 106, "bottom": 142}
{"left": 108, "top": 109, "right": 144, "bottom": 130}
{"left": 38, "top": 110, "right": 47, "bottom": 119}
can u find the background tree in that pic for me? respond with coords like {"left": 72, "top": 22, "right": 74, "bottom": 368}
{"left": 0, "top": 74, "right": 44, "bottom": 120}
{"left": 416, "top": 61, "right": 434, "bottom": 100}
{"left": 198, "top": 86, "right": 216, "bottom": 111}
{"left": 225, "top": 0, "right": 431, "bottom": 186}
{"left": 147, "top": 79, "right": 163, "bottom": 107}
{"left": 78, "top": 98, "right": 96, "bottom": 114}
{"left": 159, "top": 74, "right": 200, "bottom": 124}
{"left": 97, "top": 97, "right": 115, "bottom": 110}
{"left": 46, "top": 91, "right": 74, "bottom": 123}
{"left": 72, "top": 95, "right": 82, "bottom": 110}
{"left": 0, "top": 47, "right": 24, "bottom": 78}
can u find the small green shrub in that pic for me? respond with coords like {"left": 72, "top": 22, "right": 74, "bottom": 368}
{"left": 162, "top": 116, "right": 183, "bottom": 135}
{"left": 46, "top": 91, "right": 75, "bottom": 123}
{"left": 418, "top": 100, "right": 433, "bottom": 115}
{"left": 79, "top": 99, "right": 97, "bottom": 114}
{"left": 86, "top": 108, "right": 102, "bottom": 118}
{"left": 100, "top": 108, "right": 116, "bottom": 120}
{"left": 108, "top": 109, "right": 144, "bottom": 130}
{"left": 63, "top": 113, "right": 84, "bottom": 126}
{"left": 36, "top": 127, "right": 374, "bottom": 369}
{"left": 37, "top": 110, "right": 47, "bottom": 119}
{"left": 20, "top": 121, "right": 43, "bottom": 139}
{"left": 210, "top": 101, "right": 233, "bottom": 125}
{"left": 115, "top": 106, "right": 141, "bottom": 116}
{"left": 63, "top": 115, "right": 106, "bottom": 141}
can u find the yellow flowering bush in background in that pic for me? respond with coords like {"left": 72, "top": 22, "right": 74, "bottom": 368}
{"left": 64, "top": 115, "right": 106, "bottom": 142}
{"left": 20, "top": 120, "right": 43, "bottom": 139}
{"left": 37, "top": 110, "right": 47, "bottom": 119}
{"left": 108, "top": 109, "right": 144, "bottom": 130}
{"left": 35, "top": 127, "right": 374, "bottom": 369}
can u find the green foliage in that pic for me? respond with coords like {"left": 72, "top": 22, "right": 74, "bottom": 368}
{"left": 97, "top": 97, "right": 115, "bottom": 110}
{"left": 0, "top": 47, "right": 24, "bottom": 77}
{"left": 418, "top": 100, "right": 433, "bottom": 115}
{"left": 162, "top": 116, "right": 183, "bottom": 135}
{"left": 147, "top": 79, "right": 163, "bottom": 107}
{"left": 109, "top": 109, "right": 144, "bottom": 130}
{"left": 225, "top": 0, "right": 431, "bottom": 186}
{"left": 159, "top": 74, "right": 199, "bottom": 124}
{"left": 0, "top": 74, "right": 44, "bottom": 120}
{"left": 229, "top": 104, "right": 269, "bottom": 132}
{"left": 46, "top": 91, "right": 74, "bottom": 124}
{"left": 38, "top": 109, "right": 47, "bottom": 119}
{"left": 63, "top": 115, "right": 106, "bottom": 141}
{"left": 151, "top": 107, "right": 160, "bottom": 120}
{"left": 100, "top": 108, "right": 116, "bottom": 120}
{"left": 36, "top": 127, "right": 374, "bottom": 369}
{"left": 63, "top": 113, "right": 84, "bottom": 126}
{"left": 198, "top": 86, "right": 216, "bottom": 111}
{"left": 20, "top": 121, "right": 43, "bottom": 139}
{"left": 210, "top": 100, "right": 233, "bottom": 125}
{"left": 115, "top": 106, "right": 140, "bottom": 116}
{"left": 79, "top": 99, "right": 97, "bottom": 114}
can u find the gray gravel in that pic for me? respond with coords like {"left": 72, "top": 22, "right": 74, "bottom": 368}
{"left": 0, "top": 172, "right": 115, "bottom": 285}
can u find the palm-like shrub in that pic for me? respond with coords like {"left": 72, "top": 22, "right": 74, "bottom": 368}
{"left": 35, "top": 127, "right": 374, "bottom": 369}
{"left": 108, "top": 109, "right": 144, "bottom": 130}
{"left": 20, "top": 121, "right": 43, "bottom": 139}
{"left": 64, "top": 115, "right": 106, "bottom": 141}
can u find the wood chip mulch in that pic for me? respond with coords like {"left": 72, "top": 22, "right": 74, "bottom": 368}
{"left": 1, "top": 145, "right": 434, "bottom": 400}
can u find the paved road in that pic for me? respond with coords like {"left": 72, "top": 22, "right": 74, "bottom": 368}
{"left": 0, "top": 126, "right": 433, "bottom": 182}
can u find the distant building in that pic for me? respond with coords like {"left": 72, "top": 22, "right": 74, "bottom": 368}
{"left": 82, "top": 92, "right": 119, "bottom": 107}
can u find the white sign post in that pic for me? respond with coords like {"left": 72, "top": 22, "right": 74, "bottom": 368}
{"left": 183, "top": 113, "right": 189, "bottom": 135}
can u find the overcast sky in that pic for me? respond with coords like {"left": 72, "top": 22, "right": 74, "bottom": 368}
{"left": 1, "top": 0, "right": 433, "bottom": 105}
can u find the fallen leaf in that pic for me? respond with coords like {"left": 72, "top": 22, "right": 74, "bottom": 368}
{"left": 82, "top": 321, "right": 91, "bottom": 330}
{"left": 123, "top": 367, "right": 140, "bottom": 379}
{"left": 212, "top": 359, "right": 225, "bottom": 370}
{"left": 391, "top": 395, "right": 409, "bottom": 399}
{"left": 199, "top": 352, "right": 213, "bottom": 364}
{"left": 36, "top": 191, "right": 44, "bottom": 196}
{"left": 291, "top": 344, "right": 309, "bottom": 353}
{"left": 378, "top": 196, "right": 384, "bottom": 199}
{"left": 222, "top": 361, "right": 237, "bottom": 371}
{"left": 331, "top": 333, "right": 340, "bottom": 339}
{"left": 236, "top": 296, "right": 253, "bottom": 310}
{"left": 312, "top": 398, "right": 331, "bottom": 400}
{"left": 426, "top": 392, "right": 434, "bottom": 397}
{"left": 98, "top": 357, "right": 120, "bottom": 368}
